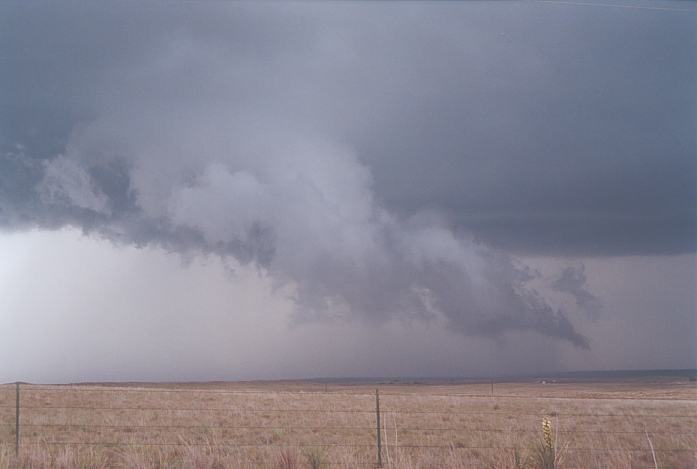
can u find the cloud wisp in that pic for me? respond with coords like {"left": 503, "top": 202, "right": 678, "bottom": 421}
{"left": 552, "top": 265, "right": 602, "bottom": 319}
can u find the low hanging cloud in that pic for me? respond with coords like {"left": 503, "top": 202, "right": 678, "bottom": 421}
{"left": 3, "top": 109, "right": 591, "bottom": 348}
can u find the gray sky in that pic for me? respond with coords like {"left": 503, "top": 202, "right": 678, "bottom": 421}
{"left": 0, "top": 1, "right": 695, "bottom": 382}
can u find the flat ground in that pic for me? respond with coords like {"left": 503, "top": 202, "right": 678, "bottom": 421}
{"left": 0, "top": 376, "right": 695, "bottom": 468}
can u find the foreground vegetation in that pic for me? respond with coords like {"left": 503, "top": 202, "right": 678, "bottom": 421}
{"left": 0, "top": 379, "right": 695, "bottom": 468}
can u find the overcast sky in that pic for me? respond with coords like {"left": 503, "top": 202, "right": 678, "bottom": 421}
{"left": 1, "top": 1, "right": 695, "bottom": 383}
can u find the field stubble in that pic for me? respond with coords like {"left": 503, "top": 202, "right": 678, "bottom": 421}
{"left": 0, "top": 379, "right": 695, "bottom": 468}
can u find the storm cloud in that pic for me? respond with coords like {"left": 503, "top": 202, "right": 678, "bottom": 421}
{"left": 1, "top": 2, "right": 695, "bottom": 357}
{"left": 552, "top": 264, "right": 602, "bottom": 318}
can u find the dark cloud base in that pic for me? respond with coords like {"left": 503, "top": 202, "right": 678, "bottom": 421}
{"left": 1, "top": 2, "right": 694, "bottom": 353}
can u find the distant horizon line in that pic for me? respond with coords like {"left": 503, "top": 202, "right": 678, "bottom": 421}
{"left": 4, "top": 367, "right": 696, "bottom": 387}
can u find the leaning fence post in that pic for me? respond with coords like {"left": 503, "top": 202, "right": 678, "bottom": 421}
{"left": 376, "top": 388, "right": 382, "bottom": 467}
{"left": 15, "top": 382, "right": 20, "bottom": 457}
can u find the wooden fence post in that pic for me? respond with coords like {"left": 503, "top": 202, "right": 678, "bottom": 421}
{"left": 15, "top": 382, "right": 20, "bottom": 457}
{"left": 376, "top": 388, "right": 382, "bottom": 467}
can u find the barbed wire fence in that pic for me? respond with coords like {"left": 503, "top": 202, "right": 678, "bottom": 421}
{"left": 1, "top": 383, "right": 695, "bottom": 468}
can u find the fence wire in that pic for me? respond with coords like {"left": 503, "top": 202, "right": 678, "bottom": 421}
{"left": 0, "top": 384, "right": 695, "bottom": 467}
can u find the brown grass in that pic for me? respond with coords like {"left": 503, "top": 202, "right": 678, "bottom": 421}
{"left": 0, "top": 379, "right": 695, "bottom": 468}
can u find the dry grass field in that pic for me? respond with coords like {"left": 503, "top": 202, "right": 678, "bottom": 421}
{"left": 0, "top": 377, "right": 695, "bottom": 469}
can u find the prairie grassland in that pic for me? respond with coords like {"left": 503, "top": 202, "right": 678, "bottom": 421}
{"left": 0, "top": 379, "right": 695, "bottom": 468}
